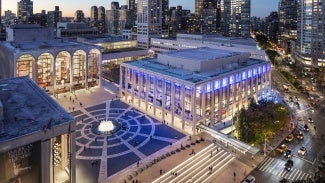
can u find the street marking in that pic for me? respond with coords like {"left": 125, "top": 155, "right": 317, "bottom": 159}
{"left": 259, "top": 157, "right": 274, "bottom": 171}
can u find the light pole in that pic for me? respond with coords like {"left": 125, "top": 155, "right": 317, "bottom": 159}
{"left": 264, "top": 133, "right": 267, "bottom": 156}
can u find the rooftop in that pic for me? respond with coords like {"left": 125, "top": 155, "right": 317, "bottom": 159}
{"left": 162, "top": 47, "right": 240, "bottom": 62}
{"left": 2, "top": 39, "right": 97, "bottom": 52}
{"left": 124, "top": 48, "right": 269, "bottom": 84}
{"left": 0, "top": 76, "right": 74, "bottom": 144}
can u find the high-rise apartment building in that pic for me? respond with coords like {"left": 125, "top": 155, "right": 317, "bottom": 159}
{"left": 127, "top": 0, "right": 137, "bottom": 10}
{"left": 220, "top": 0, "right": 250, "bottom": 37}
{"left": 98, "top": 6, "right": 106, "bottom": 34}
{"left": 278, "top": 0, "right": 297, "bottom": 51}
{"left": 137, "top": 0, "right": 162, "bottom": 48}
{"left": 47, "top": 6, "right": 62, "bottom": 29}
{"left": 17, "top": 0, "right": 33, "bottom": 23}
{"left": 91, "top": 6, "right": 98, "bottom": 22}
{"left": 195, "top": 0, "right": 219, "bottom": 34}
{"left": 294, "top": 0, "right": 325, "bottom": 67}
{"left": 74, "top": 10, "right": 85, "bottom": 22}
{"left": 106, "top": 2, "right": 134, "bottom": 35}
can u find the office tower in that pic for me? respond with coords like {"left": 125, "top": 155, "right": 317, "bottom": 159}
{"left": 137, "top": 0, "right": 162, "bottom": 48}
{"left": 127, "top": 0, "right": 137, "bottom": 10}
{"left": 106, "top": 2, "right": 133, "bottom": 35}
{"left": 220, "top": 0, "right": 250, "bottom": 37}
{"left": 74, "top": 10, "right": 85, "bottom": 22}
{"left": 161, "top": 0, "right": 169, "bottom": 35}
{"left": 264, "top": 12, "right": 279, "bottom": 43}
{"left": 168, "top": 6, "right": 191, "bottom": 37}
{"left": 195, "top": 0, "right": 219, "bottom": 34}
{"left": 47, "top": 6, "right": 62, "bottom": 29}
{"left": 294, "top": 0, "right": 324, "bottom": 67}
{"left": 91, "top": 6, "right": 98, "bottom": 21}
{"left": 17, "top": 0, "right": 33, "bottom": 23}
{"left": 98, "top": 6, "right": 106, "bottom": 34}
{"left": 278, "top": 0, "right": 297, "bottom": 51}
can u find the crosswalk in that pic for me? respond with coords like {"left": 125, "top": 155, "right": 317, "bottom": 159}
{"left": 152, "top": 144, "right": 235, "bottom": 183}
{"left": 258, "top": 157, "right": 312, "bottom": 182}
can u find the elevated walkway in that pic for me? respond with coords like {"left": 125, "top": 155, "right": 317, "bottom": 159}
{"left": 199, "top": 125, "right": 260, "bottom": 156}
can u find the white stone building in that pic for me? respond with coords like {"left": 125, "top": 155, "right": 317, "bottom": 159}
{"left": 120, "top": 47, "right": 271, "bottom": 134}
{"left": 0, "top": 24, "right": 102, "bottom": 97}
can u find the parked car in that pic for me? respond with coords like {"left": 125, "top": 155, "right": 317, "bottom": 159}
{"left": 284, "top": 159, "right": 294, "bottom": 171}
{"left": 285, "top": 134, "right": 294, "bottom": 142}
{"left": 277, "top": 144, "right": 288, "bottom": 153}
{"left": 297, "top": 131, "right": 304, "bottom": 140}
{"left": 298, "top": 146, "right": 307, "bottom": 156}
{"left": 304, "top": 124, "right": 309, "bottom": 132}
{"left": 284, "top": 149, "right": 292, "bottom": 158}
{"left": 242, "top": 175, "right": 256, "bottom": 183}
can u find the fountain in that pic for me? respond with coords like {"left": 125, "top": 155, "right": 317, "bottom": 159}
{"left": 92, "top": 119, "right": 121, "bottom": 135}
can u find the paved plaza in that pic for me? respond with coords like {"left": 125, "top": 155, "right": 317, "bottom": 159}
{"left": 54, "top": 83, "right": 262, "bottom": 183}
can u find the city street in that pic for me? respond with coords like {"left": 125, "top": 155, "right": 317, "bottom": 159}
{"left": 249, "top": 65, "right": 325, "bottom": 182}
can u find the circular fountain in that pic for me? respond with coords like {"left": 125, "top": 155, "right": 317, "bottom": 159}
{"left": 92, "top": 119, "right": 121, "bottom": 135}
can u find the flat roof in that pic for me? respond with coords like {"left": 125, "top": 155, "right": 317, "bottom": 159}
{"left": 2, "top": 39, "right": 99, "bottom": 52}
{"left": 125, "top": 57, "right": 268, "bottom": 84}
{"left": 0, "top": 76, "right": 74, "bottom": 143}
{"left": 162, "top": 47, "right": 240, "bottom": 62}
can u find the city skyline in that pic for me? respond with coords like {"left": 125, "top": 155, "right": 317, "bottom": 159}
{"left": 3, "top": 0, "right": 278, "bottom": 18}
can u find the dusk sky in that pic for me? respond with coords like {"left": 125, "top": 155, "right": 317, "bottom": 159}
{"left": 3, "top": 0, "right": 278, "bottom": 18}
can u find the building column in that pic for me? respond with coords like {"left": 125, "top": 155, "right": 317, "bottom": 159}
{"left": 171, "top": 81, "right": 175, "bottom": 125}
{"left": 211, "top": 83, "right": 215, "bottom": 125}
{"left": 119, "top": 66, "right": 123, "bottom": 97}
{"left": 41, "top": 139, "right": 51, "bottom": 183}
{"left": 70, "top": 131, "right": 76, "bottom": 183}
{"left": 131, "top": 69, "right": 136, "bottom": 105}
{"left": 202, "top": 84, "right": 206, "bottom": 125}
{"left": 161, "top": 79, "right": 166, "bottom": 121}
{"left": 85, "top": 53, "right": 89, "bottom": 89}
{"left": 181, "top": 84, "right": 185, "bottom": 130}
{"left": 153, "top": 76, "right": 157, "bottom": 116}
{"left": 192, "top": 86, "right": 196, "bottom": 135}
{"left": 137, "top": 71, "right": 141, "bottom": 108}
{"left": 145, "top": 74, "right": 149, "bottom": 111}
{"left": 98, "top": 53, "right": 103, "bottom": 87}
{"left": 69, "top": 52, "right": 74, "bottom": 93}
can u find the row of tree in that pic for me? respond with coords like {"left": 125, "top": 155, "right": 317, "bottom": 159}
{"left": 233, "top": 99, "right": 290, "bottom": 146}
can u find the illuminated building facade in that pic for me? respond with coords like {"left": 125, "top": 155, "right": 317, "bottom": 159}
{"left": 0, "top": 24, "right": 102, "bottom": 97}
{"left": 136, "top": 0, "right": 162, "bottom": 48}
{"left": 120, "top": 48, "right": 271, "bottom": 134}
{"left": 0, "top": 76, "right": 76, "bottom": 183}
{"left": 294, "top": 0, "right": 325, "bottom": 67}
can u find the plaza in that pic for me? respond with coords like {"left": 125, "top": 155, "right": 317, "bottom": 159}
{"left": 55, "top": 82, "right": 257, "bottom": 183}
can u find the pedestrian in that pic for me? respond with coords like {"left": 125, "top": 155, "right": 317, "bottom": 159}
{"left": 223, "top": 122, "right": 226, "bottom": 126}
{"left": 189, "top": 136, "right": 191, "bottom": 141}
{"left": 72, "top": 107, "right": 75, "bottom": 112}
{"left": 70, "top": 96, "right": 71, "bottom": 101}
{"left": 72, "top": 99, "right": 74, "bottom": 103}
{"left": 80, "top": 102, "right": 82, "bottom": 107}
{"left": 160, "top": 169, "right": 162, "bottom": 175}
{"left": 137, "top": 161, "right": 139, "bottom": 167}
{"left": 234, "top": 172, "right": 236, "bottom": 177}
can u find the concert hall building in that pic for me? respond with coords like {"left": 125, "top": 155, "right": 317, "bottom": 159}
{"left": 120, "top": 47, "right": 271, "bottom": 134}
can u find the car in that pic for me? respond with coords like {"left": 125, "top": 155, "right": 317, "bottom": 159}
{"left": 284, "top": 159, "right": 294, "bottom": 171}
{"left": 321, "top": 156, "right": 325, "bottom": 165}
{"left": 285, "top": 134, "right": 294, "bottom": 142}
{"left": 297, "top": 131, "right": 304, "bottom": 140}
{"left": 242, "top": 175, "right": 256, "bottom": 183}
{"left": 277, "top": 144, "right": 288, "bottom": 153}
{"left": 284, "top": 149, "right": 292, "bottom": 158}
{"left": 298, "top": 146, "right": 307, "bottom": 156}
{"left": 304, "top": 124, "right": 309, "bottom": 132}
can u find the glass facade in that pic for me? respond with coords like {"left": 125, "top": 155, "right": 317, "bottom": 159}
{"left": 15, "top": 49, "right": 101, "bottom": 96}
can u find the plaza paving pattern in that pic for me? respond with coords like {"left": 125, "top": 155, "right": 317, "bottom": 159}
{"left": 70, "top": 99, "right": 186, "bottom": 183}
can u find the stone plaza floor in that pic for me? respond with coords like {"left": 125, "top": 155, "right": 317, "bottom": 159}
{"left": 54, "top": 82, "right": 262, "bottom": 183}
